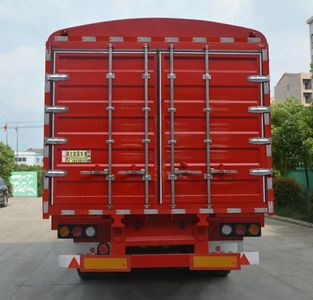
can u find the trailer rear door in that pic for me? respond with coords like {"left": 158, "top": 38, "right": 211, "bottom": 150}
{"left": 48, "top": 47, "right": 267, "bottom": 212}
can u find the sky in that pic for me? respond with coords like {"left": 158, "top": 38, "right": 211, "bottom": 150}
{"left": 0, "top": 0, "right": 312, "bottom": 151}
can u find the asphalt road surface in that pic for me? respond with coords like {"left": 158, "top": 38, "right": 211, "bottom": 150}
{"left": 0, "top": 197, "right": 312, "bottom": 300}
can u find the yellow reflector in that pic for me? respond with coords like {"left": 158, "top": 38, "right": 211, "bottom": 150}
{"left": 248, "top": 224, "right": 260, "bottom": 236}
{"left": 59, "top": 225, "right": 70, "bottom": 238}
{"left": 84, "top": 257, "right": 128, "bottom": 270}
{"left": 193, "top": 255, "right": 238, "bottom": 268}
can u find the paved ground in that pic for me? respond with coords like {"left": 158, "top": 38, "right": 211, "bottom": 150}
{"left": 0, "top": 197, "right": 313, "bottom": 300}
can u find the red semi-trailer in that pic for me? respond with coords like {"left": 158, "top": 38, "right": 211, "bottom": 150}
{"left": 43, "top": 18, "right": 273, "bottom": 277}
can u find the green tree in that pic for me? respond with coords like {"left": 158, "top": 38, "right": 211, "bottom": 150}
{"left": 271, "top": 97, "right": 313, "bottom": 198}
{"left": 0, "top": 142, "right": 15, "bottom": 193}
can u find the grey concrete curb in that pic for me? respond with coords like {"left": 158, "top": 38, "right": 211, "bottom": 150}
{"left": 265, "top": 214, "right": 313, "bottom": 228}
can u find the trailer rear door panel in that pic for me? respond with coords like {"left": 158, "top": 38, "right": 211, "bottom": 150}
{"left": 50, "top": 50, "right": 265, "bottom": 211}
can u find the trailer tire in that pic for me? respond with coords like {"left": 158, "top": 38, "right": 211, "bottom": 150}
{"left": 77, "top": 269, "right": 96, "bottom": 279}
{"left": 210, "top": 270, "right": 231, "bottom": 277}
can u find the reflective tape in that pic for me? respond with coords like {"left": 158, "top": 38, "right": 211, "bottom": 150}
{"left": 193, "top": 37, "right": 207, "bottom": 43}
{"left": 89, "top": 210, "right": 103, "bottom": 215}
{"left": 137, "top": 37, "right": 151, "bottom": 42}
{"left": 144, "top": 209, "right": 158, "bottom": 214}
{"left": 116, "top": 209, "right": 131, "bottom": 215}
{"left": 165, "top": 37, "right": 179, "bottom": 42}
{"left": 84, "top": 257, "right": 128, "bottom": 270}
{"left": 110, "top": 36, "right": 124, "bottom": 42}
{"left": 227, "top": 208, "right": 241, "bottom": 213}
{"left": 266, "top": 144, "right": 272, "bottom": 157}
{"left": 82, "top": 36, "right": 96, "bottom": 42}
{"left": 262, "top": 49, "right": 268, "bottom": 61}
{"left": 171, "top": 209, "right": 186, "bottom": 214}
{"left": 44, "top": 177, "right": 49, "bottom": 190}
{"left": 54, "top": 36, "right": 68, "bottom": 42}
{"left": 44, "top": 113, "right": 49, "bottom": 125}
{"left": 199, "top": 208, "right": 214, "bottom": 214}
{"left": 193, "top": 255, "right": 238, "bottom": 269}
{"left": 264, "top": 82, "right": 270, "bottom": 94}
{"left": 45, "top": 80, "right": 50, "bottom": 93}
{"left": 264, "top": 113, "right": 270, "bottom": 125}
{"left": 267, "top": 177, "right": 273, "bottom": 190}
{"left": 268, "top": 201, "right": 274, "bottom": 213}
{"left": 45, "top": 49, "right": 51, "bottom": 61}
{"left": 61, "top": 210, "right": 75, "bottom": 215}
{"left": 220, "top": 37, "right": 234, "bottom": 43}
{"left": 248, "top": 37, "right": 261, "bottom": 43}
{"left": 43, "top": 201, "right": 48, "bottom": 213}
{"left": 254, "top": 208, "right": 267, "bottom": 213}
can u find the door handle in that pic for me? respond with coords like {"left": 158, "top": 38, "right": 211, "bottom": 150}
{"left": 117, "top": 169, "right": 145, "bottom": 175}
{"left": 210, "top": 169, "right": 238, "bottom": 175}
{"left": 80, "top": 169, "right": 108, "bottom": 175}
{"left": 174, "top": 169, "right": 202, "bottom": 175}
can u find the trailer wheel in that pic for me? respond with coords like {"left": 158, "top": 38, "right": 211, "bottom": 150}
{"left": 210, "top": 270, "right": 231, "bottom": 277}
{"left": 77, "top": 269, "right": 96, "bottom": 279}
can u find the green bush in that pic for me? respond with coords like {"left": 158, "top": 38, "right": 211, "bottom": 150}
{"left": 306, "top": 192, "right": 313, "bottom": 222}
{"left": 273, "top": 177, "right": 305, "bottom": 210}
{"left": 14, "top": 164, "right": 44, "bottom": 197}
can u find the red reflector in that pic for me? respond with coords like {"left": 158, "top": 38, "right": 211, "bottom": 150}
{"left": 72, "top": 226, "right": 83, "bottom": 238}
{"left": 235, "top": 224, "right": 246, "bottom": 236}
{"left": 97, "top": 243, "right": 110, "bottom": 255}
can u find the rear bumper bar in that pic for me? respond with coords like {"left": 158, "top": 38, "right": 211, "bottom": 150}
{"left": 59, "top": 252, "right": 259, "bottom": 272}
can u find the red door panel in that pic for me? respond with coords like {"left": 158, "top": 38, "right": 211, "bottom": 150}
{"left": 53, "top": 51, "right": 158, "bottom": 207}
{"left": 160, "top": 51, "right": 263, "bottom": 208}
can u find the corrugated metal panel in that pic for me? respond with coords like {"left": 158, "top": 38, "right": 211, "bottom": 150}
{"left": 50, "top": 49, "right": 267, "bottom": 213}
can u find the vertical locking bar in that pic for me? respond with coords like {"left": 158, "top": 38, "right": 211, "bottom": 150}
{"left": 168, "top": 45, "right": 176, "bottom": 208}
{"left": 203, "top": 46, "right": 212, "bottom": 207}
{"left": 106, "top": 44, "right": 115, "bottom": 209}
{"left": 143, "top": 44, "right": 150, "bottom": 208}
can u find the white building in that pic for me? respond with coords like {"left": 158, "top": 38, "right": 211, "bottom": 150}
{"left": 15, "top": 148, "right": 43, "bottom": 166}
{"left": 307, "top": 16, "right": 313, "bottom": 66}
{"left": 274, "top": 72, "right": 313, "bottom": 106}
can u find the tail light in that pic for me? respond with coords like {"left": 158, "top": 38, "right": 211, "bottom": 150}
{"left": 85, "top": 226, "right": 96, "bottom": 237}
{"left": 234, "top": 224, "right": 247, "bottom": 236}
{"left": 221, "top": 224, "right": 232, "bottom": 236}
{"left": 220, "top": 223, "right": 261, "bottom": 237}
{"left": 58, "top": 224, "right": 97, "bottom": 239}
{"left": 72, "top": 226, "right": 83, "bottom": 238}
{"left": 58, "top": 225, "right": 70, "bottom": 238}
{"left": 248, "top": 224, "right": 260, "bottom": 236}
